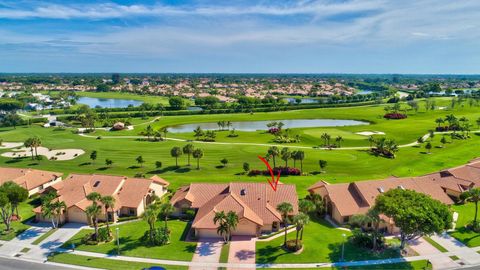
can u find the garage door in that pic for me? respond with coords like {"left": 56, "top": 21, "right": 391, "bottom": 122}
{"left": 197, "top": 229, "right": 222, "bottom": 239}
{"left": 232, "top": 219, "right": 257, "bottom": 236}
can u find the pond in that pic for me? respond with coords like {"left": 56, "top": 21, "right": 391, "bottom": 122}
{"left": 283, "top": 98, "right": 319, "bottom": 104}
{"left": 168, "top": 119, "right": 369, "bottom": 133}
{"left": 77, "top": 97, "right": 143, "bottom": 108}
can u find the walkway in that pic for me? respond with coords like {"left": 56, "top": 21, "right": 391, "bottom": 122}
{"left": 228, "top": 236, "right": 256, "bottom": 270}
{"left": 408, "top": 236, "right": 459, "bottom": 270}
{"left": 430, "top": 233, "right": 480, "bottom": 265}
{"left": 189, "top": 238, "right": 224, "bottom": 270}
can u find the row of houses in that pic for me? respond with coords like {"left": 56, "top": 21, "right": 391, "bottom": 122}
{"left": 1, "top": 159, "right": 479, "bottom": 237}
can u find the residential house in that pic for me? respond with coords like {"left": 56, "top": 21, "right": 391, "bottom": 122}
{"left": 171, "top": 182, "right": 298, "bottom": 238}
{"left": 0, "top": 167, "right": 63, "bottom": 196}
{"left": 34, "top": 174, "right": 169, "bottom": 224}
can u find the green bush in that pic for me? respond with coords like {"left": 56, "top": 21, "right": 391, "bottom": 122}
{"left": 97, "top": 227, "right": 112, "bottom": 242}
{"left": 285, "top": 239, "right": 302, "bottom": 252}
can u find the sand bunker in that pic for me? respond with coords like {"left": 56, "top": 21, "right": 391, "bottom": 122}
{"left": 0, "top": 142, "right": 24, "bottom": 149}
{"left": 2, "top": 146, "right": 84, "bottom": 161}
{"left": 356, "top": 131, "right": 385, "bottom": 136}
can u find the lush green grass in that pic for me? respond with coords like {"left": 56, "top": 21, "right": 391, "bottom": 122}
{"left": 32, "top": 228, "right": 58, "bottom": 245}
{"left": 62, "top": 220, "right": 196, "bottom": 261}
{"left": 220, "top": 242, "right": 230, "bottom": 263}
{"left": 273, "top": 260, "right": 432, "bottom": 269}
{"left": 256, "top": 217, "right": 401, "bottom": 263}
{"left": 48, "top": 253, "right": 188, "bottom": 270}
{"left": 423, "top": 236, "right": 448, "bottom": 253}
{"left": 450, "top": 203, "right": 480, "bottom": 247}
{"left": 1, "top": 98, "right": 480, "bottom": 199}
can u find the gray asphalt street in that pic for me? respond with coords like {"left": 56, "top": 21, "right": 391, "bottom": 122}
{"left": 0, "top": 257, "right": 85, "bottom": 270}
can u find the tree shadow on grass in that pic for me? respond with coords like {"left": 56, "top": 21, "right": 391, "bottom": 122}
{"left": 79, "top": 162, "right": 91, "bottom": 166}
{"left": 5, "top": 158, "right": 24, "bottom": 164}
{"left": 96, "top": 167, "right": 109, "bottom": 171}
{"left": 128, "top": 165, "right": 141, "bottom": 169}
{"left": 215, "top": 165, "right": 225, "bottom": 169}
{"left": 175, "top": 167, "right": 191, "bottom": 173}
{"left": 452, "top": 227, "right": 480, "bottom": 246}
{"left": 256, "top": 245, "right": 287, "bottom": 264}
{"left": 147, "top": 166, "right": 181, "bottom": 174}
{"left": 27, "top": 162, "right": 39, "bottom": 166}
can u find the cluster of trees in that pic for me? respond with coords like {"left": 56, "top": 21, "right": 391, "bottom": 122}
{"left": 369, "top": 137, "right": 399, "bottom": 158}
{"left": 139, "top": 125, "right": 169, "bottom": 141}
{"left": 383, "top": 103, "right": 407, "bottom": 119}
{"left": 40, "top": 191, "right": 66, "bottom": 228}
{"left": 320, "top": 133, "right": 344, "bottom": 148}
{"left": 265, "top": 146, "right": 306, "bottom": 173}
{"left": 0, "top": 182, "right": 29, "bottom": 232}
{"left": 193, "top": 126, "right": 217, "bottom": 142}
{"left": 143, "top": 199, "right": 175, "bottom": 246}
{"left": 76, "top": 105, "right": 98, "bottom": 131}
{"left": 435, "top": 114, "right": 472, "bottom": 139}
{"left": 82, "top": 192, "right": 117, "bottom": 243}
{"left": 23, "top": 136, "right": 42, "bottom": 160}
{"left": 170, "top": 144, "right": 204, "bottom": 169}
{"left": 216, "top": 120, "right": 232, "bottom": 131}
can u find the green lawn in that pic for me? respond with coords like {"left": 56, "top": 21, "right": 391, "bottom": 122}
{"left": 450, "top": 203, "right": 480, "bottom": 247}
{"left": 1, "top": 98, "right": 480, "bottom": 198}
{"left": 32, "top": 228, "right": 58, "bottom": 245}
{"left": 48, "top": 253, "right": 188, "bottom": 270}
{"left": 275, "top": 260, "right": 432, "bottom": 269}
{"left": 256, "top": 217, "right": 401, "bottom": 263}
{"left": 423, "top": 236, "right": 448, "bottom": 252}
{"left": 61, "top": 220, "right": 196, "bottom": 261}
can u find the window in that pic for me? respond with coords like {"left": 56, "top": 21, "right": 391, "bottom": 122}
{"left": 129, "top": 208, "right": 135, "bottom": 216}
{"left": 343, "top": 216, "right": 350, "bottom": 223}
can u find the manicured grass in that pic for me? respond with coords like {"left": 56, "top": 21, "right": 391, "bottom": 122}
{"left": 219, "top": 242, "right": 229, "bottom": 263}
{"left": 450, "top": 255, "right": 460, "bottom": 260}
{"left": 450, "top": 203, "right": 480, "bottom": 247}
{"left": 32, "top": 228, "right": 58, "bottom": 245}
{"left": 266, "top": 260, "right": 432, "bottom": 270}
{"left": 256, "top": 217, "right": 401, "bottom": 263}
{"left": 1, "top": 98, "right": 480, "bottom": 198}
{"left": 48, "top": 253, "right": 188, "bottom": 270}
{"left": 423, "top": 236, "right": 448, "bottom": 252}
{"left": 62, "top": 220, "right": 196, "bottom": 261}
{"left": 20, "top": 247, "right": 30, "bottom": 253}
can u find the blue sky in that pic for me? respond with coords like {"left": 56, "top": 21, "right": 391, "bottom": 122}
{"left": 0, "top": 0, "right": 479, "bottom": 73}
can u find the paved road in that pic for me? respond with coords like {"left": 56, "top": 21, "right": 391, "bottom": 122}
{"left": 0, "top": 257, "right": 81, "bottom": 270}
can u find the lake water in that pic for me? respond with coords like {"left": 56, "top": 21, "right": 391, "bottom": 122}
{"left": 283, "top": 98, "right": 319, "bottom": 104}
{"left": 77, "top": 97, "right": 143, "bottom": 108}
{"left": 357, "top": 90, "right": 374, "bottom": 95}
{"left": 169, "top": 119, "right": 369, "bottom": 133}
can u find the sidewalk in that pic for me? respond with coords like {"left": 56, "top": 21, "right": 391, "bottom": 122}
{"left": 430, "top": 233, "right": 480, "bottom": 265}
{"left": 408, "top": 237, "right": 459, "bottom": 270}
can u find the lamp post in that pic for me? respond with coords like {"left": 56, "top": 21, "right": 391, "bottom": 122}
{"left": 116, "top": 227, "right": 120, "bottom": 255}
{"left": 341, "top": 233, "right": 346, "bottom": 262}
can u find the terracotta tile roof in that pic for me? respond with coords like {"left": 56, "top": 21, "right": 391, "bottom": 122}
{"left": 0, "top": 167, "right": 62, "bottom": 191}
{"left": 171, "top": 182, "right": 298, "bottom": 229}
{"left": 49, "top": 174, "right": 157, "bottom": 213}
{"left": 150, "top": 175, "right": 170, "bottom": 187}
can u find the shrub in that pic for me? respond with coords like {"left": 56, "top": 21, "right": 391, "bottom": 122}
{"left": 183, "top": 209, "right": 196, "bottom": 221}
{"left": 97, "top": 227, "right": 112, "bottom": 242}
{"left": 285, "top": 239, "right": 302, "bottom": 252}
{"left": 248, "top": 167, "right": 301, "bottom": 176}
{"left": 383, "top": 113, "right": 407, "bottom": 119}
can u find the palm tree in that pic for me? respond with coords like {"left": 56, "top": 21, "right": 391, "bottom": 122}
{"left": 225, "top": 211, "right": 239, "bottom": 241}
{"left": 305, "top": 193, "right": 324, "bottom": 216}
{"left": 335, "top": 136, "right": 343, "bottom": 148}
{"left": 182, "top": 144, "right": 195, "bottom": 166}
{"left": 100, "top": 195, "right": 116, "bottom": 236}
{"left": 41, "top": 200, "right": 56, "bottom": 228}
{"left": 461, "top": 188, "right": 480, "bottom": 226}
{"left": 170, "top": 146, "right": 182, "bottom": 167}
{"left": 193, "top": 126, "right": 204, "bottom": 141}
{"left": 368, "top": 136, "right": 375, "bottom": 148}
{"left": 23, "top": 138, "right": 34, "bottom": 160}
{"left": 160, "top": 127, "right": 169, "bottom": 140}
{"left": 143, "top": 204, "right": 159, "bottom": 243}
{"left": 298, "top": 199, "right": 315, "bottom": 214}
{"left": 159, "top": 203, "right": 175, "bottom": 230}
{"left": 86, "top": 204, "right": 101, "bottom": 241}
{"left": 295, "top": 151, "right": 305, "bottom": 173}
{"left": 192, "top": 148, "right": 203, "bottom": 169}
{"left": 53, "top": 201, "right": 66, "bottom": 228}
{"left": 293, "top": 213, "right": 309, "bottom": 250}
{"left": 276, "top": 202, "right": 293, "bottom": 247}
{"left": 214, "top": 211, "right": 228, "bottom": 242}
{"left": 281, "top": 148, "right": 290, "bottom": 167}
{"left": 267, "top": 146, "right": 280, "bottom": 168}
{"left": 435, "top": 117, "right": 445, "bottom": 128}
{"left": 31, "top": 136, "right": 42, "bottom": 157}
{"left": 291, "top": 151, "right": 298, "bottom": 168}
{"left": 321, "top": 133, "right": 331, "bottom": 146}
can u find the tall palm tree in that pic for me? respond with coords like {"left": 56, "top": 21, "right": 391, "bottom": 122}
{"left": 214, "top": 211, "right": 228, "bottom": 242}
{"left": 225, "top": 211, "right": 239, "bottom": 242}
{"left": 160, "top": 127, "right": 169, "bottom": 140}
{"left": 86, "top": 204, "right": 101, "bottom": 241}
{"left": 435, "top": 117, "right": 445, "bottom": 128}
{"left": 321, "top": 133, "right": 331, "bottom": 146}
{"left": 100, "top": 195, "right": 116, "bottom": 236}
{"left": 281, "top": 148, "right": 290, "bottom": 167}
{"left": 461, "top": 188, "right": 480, "bottom": 226}
{"left": 291, "top": 151, "right": 298, "bottom": 168}
{"left": 23, "top": 138, "right": 34, "bottom": 160}
{"left": 170, "top": 146, "right": 182, "bottom": 167}
{"left": 305, "top": 193, "right": 324, "bottom": 216}
{"left": 293, "top": 213, "right": 309, "bottom": 250}
{"left": 276, "top": 202, "right": 293, "bottom": 247}
{"left": 41, "top": 201, "right": 56, "bottom": 228}
{"left": 296, "top": 151, "right": 305, "bottom": 173}
{"left": 143, "top": 204, "right": 159, "bottom": 243}
{"left": 267, "top": 146, "right": 280, "bottom": 168}
{"left": 53, "top": 201, "right": 66, "bottom": 228}
{"left": 183, "top": 144, "right": 195, "bottom": 166}
{"left": 192, "top": 148, "right": 204, "bottom": 169}
{"left": 31, "top": 136, "right": 42, "bottom": 157}
{"left": 335, "top": 136, "right": 344, "bottom": 148}
{"left": 159, "top": 203, "right": 175, "bottom": 230}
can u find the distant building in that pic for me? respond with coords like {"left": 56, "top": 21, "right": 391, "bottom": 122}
{"left": 0, "top": 167, "right": 63, "bottom": 196}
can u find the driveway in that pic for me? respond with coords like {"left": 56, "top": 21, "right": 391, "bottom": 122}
{"left": 189, "top": 238, "right": 224, "bottom": 270}
{"left": 228, "top": 236, "right": 256, "bottom": 270}
{"left": 408, "top": 237, "right": 459, "bottom": 270}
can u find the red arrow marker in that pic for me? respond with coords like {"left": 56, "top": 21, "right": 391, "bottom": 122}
{"left": 258, "top": 155, "right": 280, "bottom": 191}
